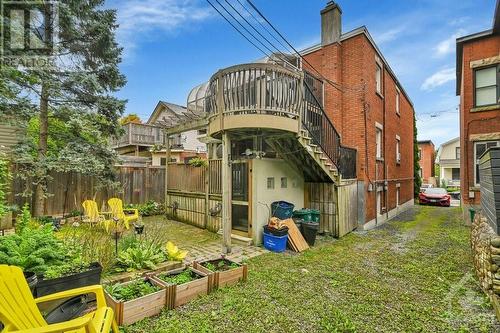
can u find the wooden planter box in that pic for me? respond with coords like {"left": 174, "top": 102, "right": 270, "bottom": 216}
{"left": 104, "top": 277, "right": 166, "bottom": 326}
{"left": 151, "top": 266, "right": 209, "bottom": 309}
{"left": 192, "top": 258, "right": 248, "bottom": 292}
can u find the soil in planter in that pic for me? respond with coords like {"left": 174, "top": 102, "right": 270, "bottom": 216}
{"left": 156, "top": 269, "right": 202, "bottom": 285}
{"left": 105, "top": 279, "right": 161, "bottom": 302}
{"left": 202, "top": 259, "right": 239, "bottom": 272}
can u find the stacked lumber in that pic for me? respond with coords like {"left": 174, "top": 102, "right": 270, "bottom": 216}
{"left": 281, "top": 218, "right": 309, "bottom": 252}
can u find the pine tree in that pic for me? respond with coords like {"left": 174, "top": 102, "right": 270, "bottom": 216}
{"left": 413, "top": 113, "right": 422, "bottom": 197}
{"left": 2, "top": 1, "right": 126, "bottom": 216}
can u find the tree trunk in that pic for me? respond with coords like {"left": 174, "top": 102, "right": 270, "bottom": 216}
{"left": 34, "top": 84, "right": 49, "bottom": 217}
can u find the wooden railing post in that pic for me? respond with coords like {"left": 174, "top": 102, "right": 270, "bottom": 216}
{"left": 164, "top": 134, "right": 170, "bottom": 213}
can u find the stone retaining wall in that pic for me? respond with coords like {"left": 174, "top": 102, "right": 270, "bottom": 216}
{"left": 471, "top": 214, "right": 500, "bottom": 319}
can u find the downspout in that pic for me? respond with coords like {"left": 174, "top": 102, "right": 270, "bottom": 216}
{"left": 383, "top": 67, "right": 388, "bottom": 220}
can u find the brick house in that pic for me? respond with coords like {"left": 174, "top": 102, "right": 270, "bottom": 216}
{"left": 301, "top": 1, "right": 415, "bottom": 227}
{"left": 417, "top": 140, "right": 435, "bottom": 185}
{"left": 456, "top": 0, "right": 500, "bottom": 208}
{"left": 161, "top": 1, "right": 415, "bottom": 246}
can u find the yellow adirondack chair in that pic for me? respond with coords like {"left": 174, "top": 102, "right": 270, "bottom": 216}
{"left": 107, "top": 198, "right": 138, "bottom": 229}
{"left": 82, "top": 200, "right": 112, "bottom": 232}
{"left": 0, "top": 265, "right": 119, "bottom": 333}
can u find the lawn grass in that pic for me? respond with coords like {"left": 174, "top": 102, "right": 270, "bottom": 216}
{"left": 124, "top": 206, "right": 498, "bottom": 333}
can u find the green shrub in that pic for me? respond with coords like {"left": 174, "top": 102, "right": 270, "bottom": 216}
{"left": 0, "top": 223, "right": 66, "bottom": 274}
{"left": 188, "top": 157, "right": 207, "bottom": 167}
{"left": 106, "top": 279, "right": 161, "bottom": 302}
{"left": 116, "top": 241, "right": 165, "bottom": 272}
{"left": 126, "top": 200, "right": 164, "bottom": 216}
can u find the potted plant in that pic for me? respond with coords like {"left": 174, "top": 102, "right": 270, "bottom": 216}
{"left": 104, "top": 277, "right": 166, "bottom": 325}
{"left": 151, "top": 265, "right": 208, "bottom": 309}
{"left": 192, "top": 257, "right": 248, "bottom": 292}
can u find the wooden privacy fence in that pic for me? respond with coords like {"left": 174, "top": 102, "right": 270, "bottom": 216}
{"left": 304, "top": 180, "right": 358, "bottom": 237}
{"left": 165, "top": 161, "right": 222, "bottom": 233}
{"left": 11, "top": 165, "right": 166, "bottom": 216}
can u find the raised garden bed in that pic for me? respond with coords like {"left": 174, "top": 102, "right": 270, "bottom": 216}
{"left": 104, "top": 277, "right": 166, "bottom": 326}
{"left": 192, "top": 258, "right": 248, "bottom": 292}
{"left": 36, "top": 262, "right": 103, "bottom": 297}
{"left": 151, "top": 266, "right": 208, "bottom": 309}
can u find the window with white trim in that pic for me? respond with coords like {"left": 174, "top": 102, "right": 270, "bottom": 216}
{"left": 475, "top": 66, "right": 499, "bottom": 107}
{"left": 376, "top": 63, "right": 382, "bottom": 94}
{"left": 474, "top": 141, "right": 500, "bottom": 185}
{"left": 376, "top": 127, "right": 383, "bottom": 159}
{"left": 396, "top": 89, "right": 400, "bottom": 115}
{"left": 396, "top": 136, "right": 401, "bottom": 163}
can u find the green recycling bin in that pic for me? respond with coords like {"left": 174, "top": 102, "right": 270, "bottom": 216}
{"left": 311, "top": 209, "right": 320, "bottom": 223}
{"left": 469, "top": 207, "right": 476, "bottom": 223}
{"left": 293, "top": 209, "right": 312, "bottom": 222}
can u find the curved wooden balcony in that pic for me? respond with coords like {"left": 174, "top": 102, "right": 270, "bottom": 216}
{"left": 206, "top": 63, "right": 304, "bottom": 136}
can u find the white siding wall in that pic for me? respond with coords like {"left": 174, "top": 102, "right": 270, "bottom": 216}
{"left": 251, "top": 159, "right": 304, "bottom": 244}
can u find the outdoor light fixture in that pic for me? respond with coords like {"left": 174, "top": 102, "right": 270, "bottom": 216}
{"left": 134, "top": 223, "right": 144, "bottom": 235}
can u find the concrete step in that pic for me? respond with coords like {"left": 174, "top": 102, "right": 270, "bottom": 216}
{"left": 217, "top": 230, "right": 253, "bottom": 246}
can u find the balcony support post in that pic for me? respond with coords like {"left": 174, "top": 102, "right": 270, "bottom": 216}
{"left": 221, "top": 131, "right": 232, "bottom": 254}
{"left": 164, "top": 134, "right": 171, "bottom": 212}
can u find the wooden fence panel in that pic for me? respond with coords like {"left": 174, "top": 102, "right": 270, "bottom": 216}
{"left": 209, "top": 160, "right": 222, "bottom": 195}
{"left": 11, "top": 165, "right": 166, "bottom": 216}
{"left": 168, "top": 164, "right": 205, "bottom": 193}
{"left": 337, "top": 180, "right": 358, "bottom": 237}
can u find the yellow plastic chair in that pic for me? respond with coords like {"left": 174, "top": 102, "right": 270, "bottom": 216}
{"left": 107, "top": 198, "right": 138, "bottom": 230}
{"left": 0, "top": 265, "right": 119, "bottom": 333}
{"left": 82, "top": 200, "right": 112, "bottom": 232}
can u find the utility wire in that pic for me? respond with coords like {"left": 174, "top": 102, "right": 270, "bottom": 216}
{"left": 234, "top": 0, "right": 293, "bottom": 54}
{"left": 245, "top": 0, "right": 344, "bottom": 91}
{"left": 211, "top": 0, "right": 277, "bottom": 57}
{"left": 205, "top": 0, "right": 270, "bottom": 57}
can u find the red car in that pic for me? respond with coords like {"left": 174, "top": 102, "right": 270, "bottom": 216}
{"left": 419, "top": 188, "right": 450, "bottom": 207}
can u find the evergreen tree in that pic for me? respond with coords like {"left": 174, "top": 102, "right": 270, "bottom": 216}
{"left": 414, "top": 113, "right": 422, "bottom": 197}
{"left": 2, "top": 1, "right": 126, "bottom": 216}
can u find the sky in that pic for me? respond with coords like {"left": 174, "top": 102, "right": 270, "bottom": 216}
{"left": 108, "top": 0, "right": 495, "bottom": 147}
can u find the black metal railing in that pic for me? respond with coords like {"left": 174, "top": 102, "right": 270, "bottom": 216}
{"left": 303, "top": 71, "right": 357, "bottom": 179}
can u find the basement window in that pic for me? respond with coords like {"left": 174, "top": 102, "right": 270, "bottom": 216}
{"left": 267, "top": 177, "right": 275, "bottom": 189}
{"left": 281, "top": 177, "right": 287, "bottom": 188}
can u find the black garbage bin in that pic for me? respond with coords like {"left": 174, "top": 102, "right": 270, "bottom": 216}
{"left": 302, "top": 221, "right": 319, "bottom": 246}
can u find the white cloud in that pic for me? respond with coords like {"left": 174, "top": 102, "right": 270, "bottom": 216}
{"left": 434, "top": 29, "right": 466, "bottom": 57}
{"left": 113, "top": 0, "right": 213, "bottom": 60}
{"left": 374, "top": 26, "right": 406, "bottom": 44}
{"left": 421, "top": 68, "right": 455, "bottom": 91}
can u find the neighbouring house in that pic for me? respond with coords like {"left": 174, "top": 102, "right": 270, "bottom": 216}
{"left": 435, "top": 137, "right": 460, "bottom": 188}
{"left": 161, "top": 1, "right": 415, "bottom": 247}
{"left": 111, "top": 101, "right": 207, "bottom": 166}
{"left": 456, "top": 0, "right": 500, "bottom": 210}
{"left": 417, "top": 140, "right": 436, "bottom": 185}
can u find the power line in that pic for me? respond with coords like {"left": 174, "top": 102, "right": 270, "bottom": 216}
{"left": 233, "top": 0, "right": 293, "bottom": 54}
{"left": 245, "top": 0, "right": 344, "bottom": 91}
{"left": 205, "top": 0, "right": 270, "bottom": 57}
{"left": 211, "top": 0, "right": 278, "bottom": 58}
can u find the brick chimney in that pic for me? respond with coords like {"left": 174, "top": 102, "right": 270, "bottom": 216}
{"left": 321, "top": 1, "right": 342, "bottom": 46}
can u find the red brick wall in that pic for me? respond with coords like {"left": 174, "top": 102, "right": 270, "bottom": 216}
{"left": 417, "top": 142, "right": 435, "bottom": 183}
{"left": 303, "top": 32, "right": 415, "bottom": 223}
{"left": 459, "top": 34, "right": 500, "bottom": 205}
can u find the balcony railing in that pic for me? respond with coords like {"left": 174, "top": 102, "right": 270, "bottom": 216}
{"left": 111, "top": 123, "right": 166, "bottom": 148}
{"left": 206, "top": 63, "right": 303, "bottom": 120}
{"left": 205, "top": 63, "right": 357, "bottom": 179}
